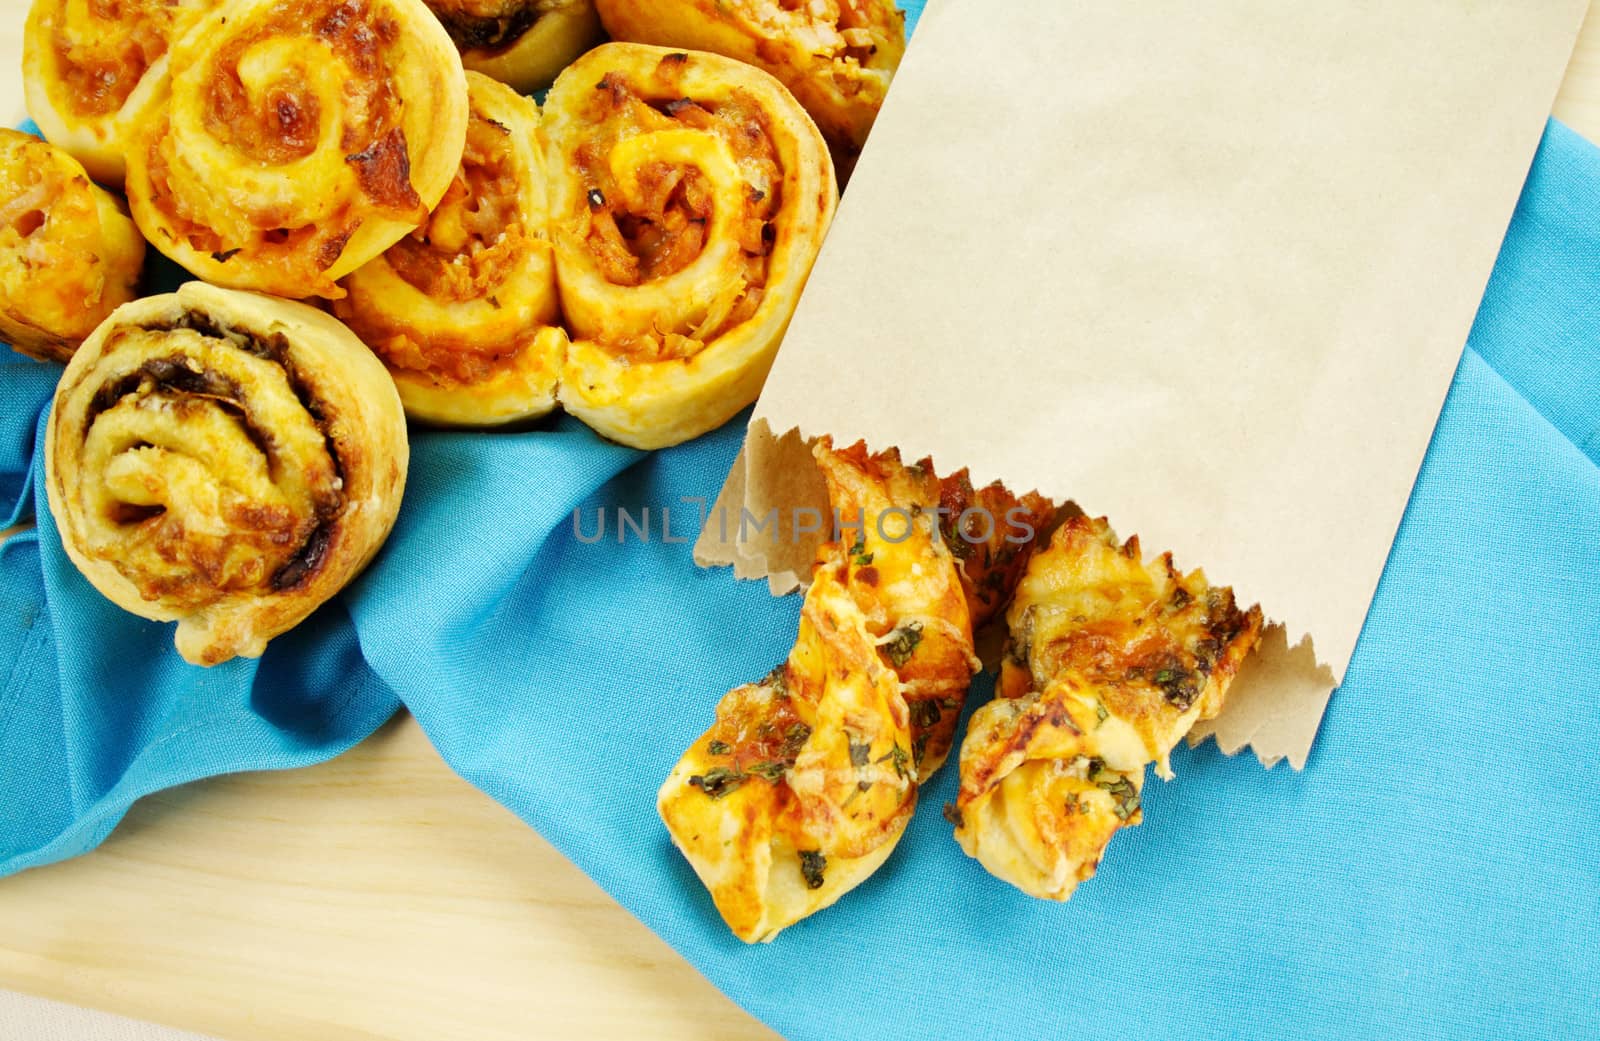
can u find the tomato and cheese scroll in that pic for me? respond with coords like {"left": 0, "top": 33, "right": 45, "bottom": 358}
{"left": 45, "top": 282, "right": 408, "bottom": 667}
{"left": 124, "top": 0, "right": 470, "bottom": 300}
{"left": 0, "top": 130, "right": 145, "bottom": 364}
{"left": 22, "top": 0, "right": 214, "bottom": 184}
{"left": 543, "top": 44, "right": 837, "bottom": 449}
{"left": 594, "top": 0, "right": 906, "bottom": 171}
{"left": 949, "top": 515, "right": 1264, "bottom": 901}
{"left": 660, "top": 442, "right": 976, "bottom": 942}
{"left": 425, "top": 0, "right": 602, "bottom": 93}
{"left": 333, "top": 73, "right": 564, "bottom": 426}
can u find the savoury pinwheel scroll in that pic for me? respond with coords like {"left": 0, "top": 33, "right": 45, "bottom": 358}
{"left": 22, "top": 0, "right": 214, "bottom": 184}
{"left": 660, "top": 442, "right": 980, "bottom": 942}
{"left": 543, "top": 43, "right": 837, "bottom": 449}
{"left": 334, "top": 72, "right": 564, "bottom": 426}
{"left": 950, "top": 515, "right": 1264, "bottom": 901}
{"left": 595, "top": 0, "right": 906, "bottom": 171}
{"left": 424, "top": 0, "right": 602, "bottom": 93}
{"left": 124, "top": 0, "right": 470, "bottom": 300}
{"left": 46, "top": 282, "right": 409, "bottom": 666}
{"left": 0, "top": 129, "right": 144, "bottom": 363}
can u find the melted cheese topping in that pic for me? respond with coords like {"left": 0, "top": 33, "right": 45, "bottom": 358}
{"left": 124, "top": 0, "right": 468, "bottom": 299}
{"left": 594, "top": 0, "right": 905, "bottom": 159}
{"left": 0, "top": 128, "right": 144, "bottom": 362}
{"left": 47, "top": 284, "right": 408, "bottom": 666}
{"left": 543, "top": 42, "right": 835, "bottom": 449}
{"left": 953, "top": 514, "right": 1263, "bottom": 900}
{"left": 565, "top": 59, "right": 781, "bottom": 362}
{"left": 22, "top": 0, "right": 214, "bottom": 182}
{"left": 334, "top": 72, "right": 563, "bottom": 425}
{"left": 659, "top": 441, "right": 977, "bottom": 942}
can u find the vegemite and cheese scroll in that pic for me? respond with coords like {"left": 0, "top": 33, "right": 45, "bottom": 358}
{"left": 949, "top": 514, "right": 1263, "bottom": 901}
{"left": 334, "top": 72, "right": 565, "bottom": 426}
{"left": 124, "top": 0, "right": 469, "bottom": 300}
{"left": 45, "top": 282, "right": 408, "bottom": 667}
{"left": 594, "top": 0, "right": 906, "bottom": 172}
{"left": 542, "top": 43, "right": 836, "bottom": 449}
{"left": 425, "top": 0, "right": 602, "bottom": 93}
{"left": 22, "top": 0, "right": 214, "bottom": 184}
{"left": 0, "top": 130, "right": 144, "bottom": 364}
{"left": 660, "top": 441, "right": 977, "bottom": 942}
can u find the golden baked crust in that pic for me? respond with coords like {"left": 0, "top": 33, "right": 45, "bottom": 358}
{"left": 124, "top": 0, "right": 469, "bottom": 300}
{"left": 951, "top": 514, "right": 1263, "bottom": 900}
{"left": 543, "top": 43, "right": 836, "bottom": 448}
{"left": 22, "top": 0, "right": 214, "bottom": 184}
{"left": 0, "top": 129, "right": 144, "bottom": 363}
{"left": 595, "top": 0, "right": 905, "bottom": 171}
{"left": 335, "top": 72, "right": 564, "bottom": 426}
{"left": 45, "top": 282, "right": 409, "bottom": 666}
{"left": 659, "top": 441, "right": 977, "bottom": 942}
{"left": 426, "top": 0, "right": 602, "bottom": 93}
{"left": 937, "top": 470, "right": 1055, "bottom": 633}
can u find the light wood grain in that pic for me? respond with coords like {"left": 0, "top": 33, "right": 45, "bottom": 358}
{"left": 4, "top": 4, "right": 1600, "bottom": 1041}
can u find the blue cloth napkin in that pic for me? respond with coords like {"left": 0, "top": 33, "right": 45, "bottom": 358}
{"left": 6, "top": 8, "right": 1600, "bottom": 1034}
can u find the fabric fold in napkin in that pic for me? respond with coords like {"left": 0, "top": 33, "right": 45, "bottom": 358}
{"left": 4, "top": 56, "right": 1600, "bottom": 1041}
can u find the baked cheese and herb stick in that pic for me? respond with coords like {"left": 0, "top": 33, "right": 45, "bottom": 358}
{"left": 660, "top": 441, "right": 1255, "bottom": 939}
{"left": 951, "top": 513, "right": 1263, "bottom": 900}
{"left": 660, "top": 441, "right": 986, "bottom": 942}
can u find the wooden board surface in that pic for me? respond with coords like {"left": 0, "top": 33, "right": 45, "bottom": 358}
{"left": 3, "top": 4, "right": 1600, "bottom": 1040}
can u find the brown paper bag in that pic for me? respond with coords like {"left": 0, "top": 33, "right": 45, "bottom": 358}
{"left": 695, "top": 0, "right": 1587, "bottom": 768}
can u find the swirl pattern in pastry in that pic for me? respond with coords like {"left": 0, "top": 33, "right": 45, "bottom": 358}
{"left": 46, "top": 282, "right": 409, "bottom": 666}
{"left": 22, "top": 0, "right": 215, "bottom": 184}
{"left": 0, "top": 129, "right": 145, "bottom": 364}
{"left": 594, "top": 0, "right": 906, "bottom": 172}
{"left": 124, "top": 0, "right": 470, "bottom": 300}
{"left": 543, "top": 43, "right": 836, "bottom": 449}
{"left": 950, "top": 514, "right": 1263, "bottom": 900}
{"left": 334, "top": 72, "right": 564, "bottom": 425}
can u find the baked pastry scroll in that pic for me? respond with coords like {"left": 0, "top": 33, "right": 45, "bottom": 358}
{"left": 425, "top": 0, "right": 601, "bottom": 93}
{"left": 660, "top": 442, "right": 977, "bottom": 942}
{"left": 543, "top": 43, "right": 836, "bottom": 449}
{"left": 0, "top": 129, "right": 144, "bottom": 364}
{"left": 45, "top": 282, "right": 408, "bottom": 666}
{"left": 22, "top": 0, "right": 213, "bottom": 184}
{"left": 124, "top": 0, "right": 469, "bottom": 300}
{"left": 951, "top": 514, "right": 1263, "bottom": 900}
{"left": 594, "top": 0, "right": 906, "bottom": 171}
{"left": 335, "top": 72, "right": 564, "bottom": 426}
